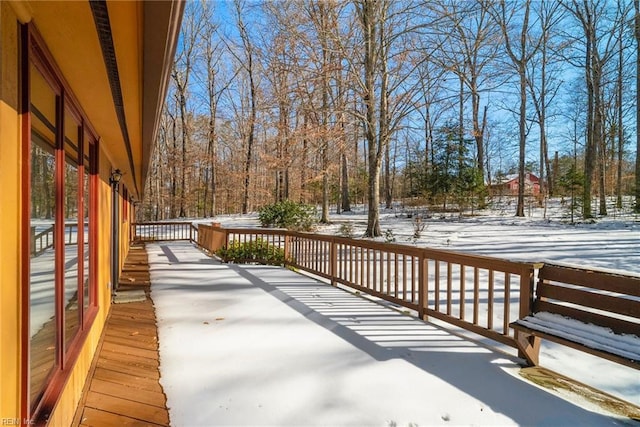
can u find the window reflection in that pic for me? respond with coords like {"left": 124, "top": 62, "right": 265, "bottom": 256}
{"left": 27, "top": 32, "right": 99, "bottom": 416}
{"left": 29, "top": 63, "right": 57, "bottom": 406}
{"left": 83, "top": 135, "right": 91, "bottom": 312}
{"left": 64, "top": 109, "right": 80, "bottom": 351}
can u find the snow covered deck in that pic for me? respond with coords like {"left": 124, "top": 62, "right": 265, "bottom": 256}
{"left": 148, "top": 242, "right": 634, "bottom": 425}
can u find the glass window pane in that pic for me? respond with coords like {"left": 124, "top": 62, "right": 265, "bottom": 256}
{"left": 83, "top": 135, "right": 92, "bottom": 311}
{"left": 29, "top": 64, "right": 57, "bottom": 406}
{"left": 64, "top": 109, "right": 80, "bottom": 350}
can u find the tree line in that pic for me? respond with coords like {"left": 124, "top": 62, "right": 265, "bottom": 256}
{"left": 141, "top": 0, "right": 640, "bottom": 236}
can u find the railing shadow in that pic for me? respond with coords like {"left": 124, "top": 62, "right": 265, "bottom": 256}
{"left": 225, "top": 262, "right": 621, "bottom": 425}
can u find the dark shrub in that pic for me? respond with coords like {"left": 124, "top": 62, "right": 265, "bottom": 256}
{"left": 216, "top": 238, "right": 287, "bottom": 265}
{"left": 258, "top": 200, "right": 316, "bottom": 231}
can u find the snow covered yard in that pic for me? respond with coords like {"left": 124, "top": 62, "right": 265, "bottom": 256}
{"left": 150, "top": 241, "right": 637, "bottom": 426}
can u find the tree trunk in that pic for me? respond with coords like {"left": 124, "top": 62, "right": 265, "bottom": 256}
{"left": 360, "top": 0, "right": 382, "bottom": 237}
{"left": 635, "top": 0, "right": 640, "bottom": 212}
{"left": 583, "top": 12, "right": 595, "bottom": 219}
{"left": 615, "top": 23, "right": 623, "bottom": 209}
{"left": 179, "top": 92, "right": 187, "bottom": 218}
{"left": 341, "top": 152, "right": 351, "bottom": 212}
{"left": 384, "top": 141, "right": 392, "bottom": 209}
{"left": 367, "top": 154, "right": 382, "bottom": 237}
{"left": 301, "top": 113, "right": 308, "bottom": 203}
{"left": 516, "top": 65, "right": 526, "bottom": 217}
{"left": 170, "top": 110, "right": 177, "bottom": 218}
{"left": 236, "top": 2, "right": 256, "bottom": 216}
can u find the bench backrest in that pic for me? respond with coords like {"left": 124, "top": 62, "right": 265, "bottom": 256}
{"left": 533, "top": 264, "right": 640, "bottom": 336}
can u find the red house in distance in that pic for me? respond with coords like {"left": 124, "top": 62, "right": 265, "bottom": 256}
{"left": 491, "top": 172, "right": 541, "bottom": 196}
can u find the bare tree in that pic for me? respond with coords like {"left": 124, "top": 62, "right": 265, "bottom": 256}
{"left": 233, "top": 0, "right": 259, "bottom": 215}
{"left": 635, "top": 0, "right": 640, "bottom": 212}
{"left": 432, "top": 0, "right": 501, "bottom": 190}
{"left": 562, "top": 0, "right": 625, "bottom": 218}
{"left": 526, "top": 0, "right": 564, "bottom": 203}
{"left": 350, "top": 0, "right": 425, "bottom": 236}
{"left": 141, "top": 1, "right": 640, "bottom": 222}
{"left": 493, "top": 0, "right": 542, "bottom": 217}
{"left": 171, "top": 2, "right": 204, "bottom": 217}
{"left": 199, "top": 2, "right": 231, "bottom": 217}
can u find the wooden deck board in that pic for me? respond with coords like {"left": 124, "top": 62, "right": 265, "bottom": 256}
{"left": 100, "top": 341, "right": 160, "bottom": 360}
{"left": 83, "top": 392, "right": 169, "bottom": 425}
{"left": 78, "top": 407, "right": 165, "bottom": 427}
{"left": 96, "top": 357, "right": 160, "bottom": 379}
{"left": 92, "top": 367, "right": 163, "bottom": 393}
{"left": 102, "top": 333, "right": 158, "bottom": 350}
{"left": 72, "top": 243, "right": 170, "bottom": 426}
{"left": 89, "top": 378, "right": 167, "bottom": 407}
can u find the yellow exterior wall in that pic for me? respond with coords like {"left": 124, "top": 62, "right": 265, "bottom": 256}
{"left": 0, "top": 6, "right": 130, "bottom": 421}
{"left": 0, "top": 0, "right": 180, "bottom": 423}
{"left": 0, "top": 2, "right": 22, "bottom": 421}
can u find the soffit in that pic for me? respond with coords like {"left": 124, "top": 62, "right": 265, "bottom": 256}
{"left": 21, "top": 0, "right": 183, "bottom": 200}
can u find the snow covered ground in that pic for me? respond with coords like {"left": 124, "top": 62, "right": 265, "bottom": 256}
{"left": 150, "top": 242, "right": 635, "bottom": 426}
{"left": 152, "top": 200, "right": 639, "bottom": 425}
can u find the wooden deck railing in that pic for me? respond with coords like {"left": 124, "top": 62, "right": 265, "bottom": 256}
{"left": 130, "top": 221, "right": 640, "bottom": 364}
{"left": 131, "top": 222, "right": 198, "bottom": 243}
{"left": 31, "top": 223, "right": 84, "bottom": 256}
{"left": 189, "top": 223, "right": 541, "bottom": 350}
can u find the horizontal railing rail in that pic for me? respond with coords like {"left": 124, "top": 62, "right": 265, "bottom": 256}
{"left": 31, "top": 226, "right": 54, "bottom": 256}
{"left": 31, "top": 223, "right": 83, "bottom": 256}
{"left": 192, "top": 224, "right": 540, "bottom": 350}
{"left": 131, "top": 222, "right": 197, "bottom": 243}
{"left": 133, "top": 221, "right": 637, "bottom": 363}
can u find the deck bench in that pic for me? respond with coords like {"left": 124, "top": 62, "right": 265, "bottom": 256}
{"left": 510, "top": 264, "right": 640, "bottom": 370}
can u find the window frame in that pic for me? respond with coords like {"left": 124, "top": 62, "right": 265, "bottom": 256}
{"left": 21, "top": 23, "right": 100, "bottom": 423}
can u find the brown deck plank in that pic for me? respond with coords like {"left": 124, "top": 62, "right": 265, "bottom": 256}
{"left": 89, "top": 378, "right": 167, "bottom": 408}
{"left": 72, "top": 243, "right": 169, "bottom": 427}
{"left": 82, "top": 391, "right": 169, "bottom": 424}
{"left": 96, "top": 357, "right": 160, "bottom": 379}
{"left": 92, "top": 367, "right": 163, "bottom": 393}
{"left": 103, "top": 333, "right": 158, "bottom": 350}
{"left": 97, "top": 347, "right": 160, "bottom": 369}
{"left": 101, "top": 341, "right": 160, "bottom": 360}
{"left": 78, "top": 407, "right": 165, "bottom": 427}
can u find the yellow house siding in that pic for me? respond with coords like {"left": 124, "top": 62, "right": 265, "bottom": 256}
{"left": 0, "top": 2, "right": 23, "bottom": 421}
{"left": 0, "top": 1, "right": 181, "bottom": 422}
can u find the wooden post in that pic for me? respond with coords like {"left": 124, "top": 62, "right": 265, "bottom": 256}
{"left": 283, "top": 233, "right": 292, "bottom": 266}
{"left": 515, "top": 264, "right": 542, "bottom": 363}
{"left": 30, "top": 226, "right": 36, "bottom": 256}
{"left": 330, "top": 239, "right": 337, "bottom": 286}
{"left": 418, "top": 253, "right": 427, "bottom": 321}
{"left": 518, "top": 265, "right": 538, "bottom": 319}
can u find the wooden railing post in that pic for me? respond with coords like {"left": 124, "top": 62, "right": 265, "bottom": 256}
{"left": 519, "top": 264, "right": 539, "bottom": 319}
{"left": 515, "top": 263, "right": 542, "bottom": 361}
{"left": 418, "top": 253, "right": 427, "bottom": 321}
{"left": 330, "top": 238, "right": 337, "bottom": 286}
{"left": 284, "top": 232, "right": 292, "bottom": 266}
{"left": 30, "top": 226, "right": 36, "bottom": 256}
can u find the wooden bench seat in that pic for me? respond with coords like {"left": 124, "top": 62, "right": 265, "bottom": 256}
{"left": 510, "top": 264, "right": 640, "bottom": 370}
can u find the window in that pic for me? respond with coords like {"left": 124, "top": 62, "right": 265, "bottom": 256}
{"left": 25, "top": 26, "right": 98, "bottom": 417}
{"left": 29, "top": 61, "right": 57, "bottom": 407}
